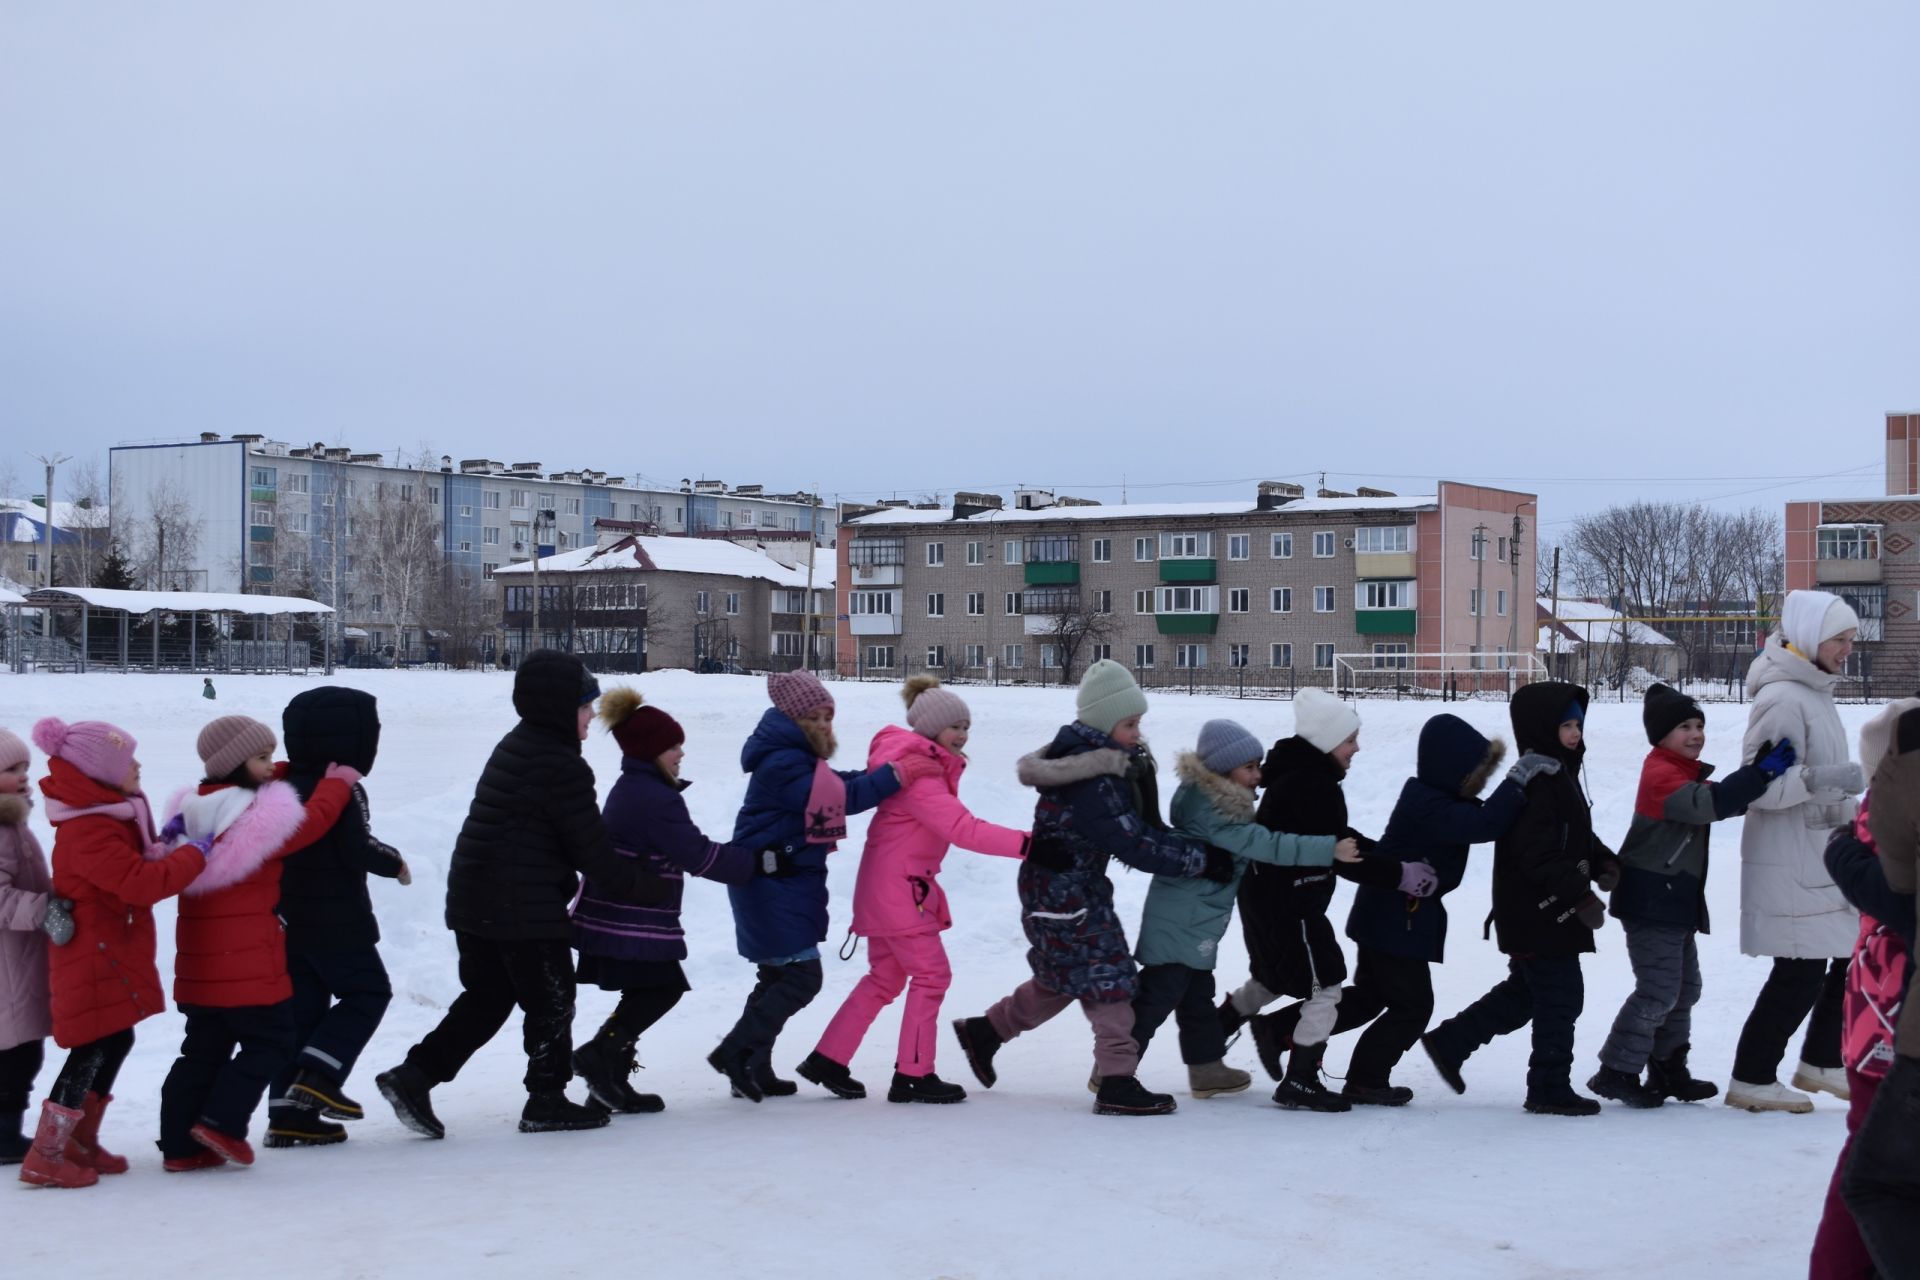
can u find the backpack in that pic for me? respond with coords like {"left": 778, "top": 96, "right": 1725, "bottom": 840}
{"left": 1841, "top": 806, "right": 1909, "bottom": 1080}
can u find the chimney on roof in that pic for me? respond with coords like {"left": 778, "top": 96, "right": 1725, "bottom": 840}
{"left": 735, "top": 484, "right": 762, "bottom": 496}
{"left": 1056, "top": 495, "right": 1101, "bottom": 508}
{"left": 1256, "top": 480, "right": 1304, "bottom": 510}
{"left": 878, "top": 498, "right": 911, "bottom": 508}
{"left": 199, "top": 432, "right": 221, "bottom": 443}
{"left": 1013, "top": 488, "right": 1056, "bottom": 511}
{"left": 232, "top": 434, "right": 264, "bottom": 444}
{"left": 1355, "top": 486, "right": 1398, "bottom": 498}
{"left": 1317, "top": 487, "right": 1354, "bottom": 499}
{"left": 952, "top": 491, "right": 1003, "bottom": 520}
{"left": 839, "top": 501, "right": 885, "bottom": 523}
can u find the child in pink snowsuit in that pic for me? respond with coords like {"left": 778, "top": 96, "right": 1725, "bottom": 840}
{"left": 805, "top": 677, "right": 1029, "bottom": 1104}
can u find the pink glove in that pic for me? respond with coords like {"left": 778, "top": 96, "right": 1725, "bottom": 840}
{"left": 1397, "top": 860, "right": 1439, "bottom": 898}
{"left": 323, "top": 763, "right": 364, "bottom": 787}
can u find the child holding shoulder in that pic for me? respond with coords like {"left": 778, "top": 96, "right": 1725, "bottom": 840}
{"left": 951, "top": 660, "right": 1225, "bottom": 1116}
{"left": 804, "top": 676, "right": 1030, "bottom": 1105}
{"left": 21, "top": 718, "right": 208, "bottom": 1188}
{"left": 1591, "top": 684, "right": 1795, "bottom": 1109}
{"left": 1134, "top": 718, "right": 1353, "bottom": 1101}
{"left": 157, "top": 715, "right": 356, "bottom": 1170}
{"left": 1, "top": 728, "right": 70, "bottom": 1165}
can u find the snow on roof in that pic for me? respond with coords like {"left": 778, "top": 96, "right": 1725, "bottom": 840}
{"left": 1536, "top": 597, "right": 1675, "bottom": 648}
{"left": 1, "top": 512, "right": 83, "bottom": 545}
{"left": 0, "top": 585, "right": 25, "bottom": 606}
{"left": 494, "top": 536, "right": 820, "bottom": 588}
{"left": 0, "top": 498, "right": 106, "bottom": 529}
{"left": 846, "top": 495, "right": 1438, "bottom": 527}
{"left": 25, "top": 587, "right": 333, "bottom": 616}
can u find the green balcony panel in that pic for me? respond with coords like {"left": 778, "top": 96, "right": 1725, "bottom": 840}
{"left": 1158, "top": 559, "right": 1216, "bottom": 583}
{"left": 250, "top": 487, "right": 277, "bottom": 503}
{"left": 1024, "top": 561, "right": 1081, "bottom": 585}
{"left": 1155, "top": 613, "right": 1219, "bottom": 635}
{"left": 249, "top": 526, "right": 276, "bottom": 542}
{"left": 1355, "top": 609, "right": 1417, "bottom": 635}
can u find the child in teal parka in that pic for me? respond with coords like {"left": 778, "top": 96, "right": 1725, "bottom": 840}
{"left": 1131, "top": 719, "right": 1357, "bottom": 1098}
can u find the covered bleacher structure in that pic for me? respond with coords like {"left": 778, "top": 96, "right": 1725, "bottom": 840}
{"left": 7, "top": 587, "right": 336, "bottom": 674}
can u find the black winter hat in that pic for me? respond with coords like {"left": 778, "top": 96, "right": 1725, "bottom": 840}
{"left": 1642, "top": 683, "right": 1704, "bottom": 747}
{"left": 283, "top": 687, "right": 381, "bottom": 777}
{"left": 513, "top": 649, "right": 598, "bottom": 735}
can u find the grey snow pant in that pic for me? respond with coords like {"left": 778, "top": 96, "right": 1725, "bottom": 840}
{"left": 1598, "top": 922, "right": 1702, "bottom": 1074}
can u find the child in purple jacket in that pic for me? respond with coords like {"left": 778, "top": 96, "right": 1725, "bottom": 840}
{"left": 570, "top": 689, "right": 765, "bottom": 1113}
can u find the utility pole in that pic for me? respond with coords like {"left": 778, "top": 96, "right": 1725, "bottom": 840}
{"left": 802, "top": 489, "right": 820, "bottom": 672}
{"left": 1508, "top": 505, "right": 1532, "bottom": 668}
{"left": 1548, "top": 545, "right": 1563, "bottom": 670}
{"left": 1472, "top": 523, "right": 1487, "bottom": 669}
{"left": 530, "top": 507, "right": 552, "bottom": 657}
{"left": 32, "top": 453, "right": 70, "bottom": 589}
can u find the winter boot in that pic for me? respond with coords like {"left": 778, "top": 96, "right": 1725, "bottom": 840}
{"left": 1343, "top": 1081, "right": 1415, "bottom": 1107}
{"left": 749, "top": 1049, "right": 798, "bottom": 1098}
{"left": 1646, "top": 1047, "right": 1718, "bottom": 1103}
{"left": 1271, "top": 1042, "right": 1352, "bottom": 1112}
{"left": 573, "top": 1037, "right": 664, "bottom": 1114}
{"left": 1523, "top": 1084, "right": 1601, "bottom": 1117}
{"left": 1420, "top": 1032, "right": 1468, "bottom": 1095}
{"left": 518, "top": 1091, "right": 611, "bottom": 1134}
{"left": 796, "top": 1050, "right": 867, "bottom": 1100}
{"left": 1093, "top": 1074, "right": 1178, "bottom": 1116}
{"left": 951, "top": 1017, "right": 1003, "bottom": 1089}
{"left": 1187, "top": 1060, "right": 1253, "bottom": 1099}
{"left": 1724, "top": 1077, "right": 1814, "bottom": 1114}
{"left": 190, "top": 1121, "right": 255, "bottom": 1166}
{"left": 162, "top": 1150, "right": 227, "bottom": 1172}
{"left": 263, "top": 1102, "right": 349, "bottom": 1148}
{"left": 1248, "top": 1010, "right": 1296, "bottom": 1082}
{"left": 376, "top": 1063, "right": 447, "bottom": 1138}
{"left": 18, "top": 1101, "right": 96, "bottom": 1188}
{"left": 0, "top": 1107, "right": 27, "bottom": 1164}
{"left": 67, "top": 1091, "right": 129, "bottom": 1174}
{"left": 706, "top": 1043, "right": 763, "bottom": 1103}
{"left": 285, "top": 1069, "right": 365, "bottom": 1121}
{"left": 1217, "top": 994, "right": 1246, "bottom": 1041}
{"left": 1791, "top": 1062, "right": 1850, "bottom": 1101}
{"left": 886, "top": 1071, "right": 967, "bottom": 1104}
{"left": 1587, "top": 1066, "right": 1665, "bottom": 1109}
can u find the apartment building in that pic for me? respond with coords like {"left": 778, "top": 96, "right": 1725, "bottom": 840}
{"left": 1783, "top": 411, "right": 1920, "bottom": 685}
{"left": 109, "top": 434, "right": 828, "bottom": 657}
{"left": 495, "top": 531, "right": 836, "bottom": 672}
{"left": 833, "top": 480, "right": 1536, "bottom": 686}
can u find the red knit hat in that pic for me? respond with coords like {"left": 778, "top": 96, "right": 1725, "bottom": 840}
{"left": 767, "top": 670, "right": 834, "bottom": 720}
{"left": 599, "top": 687, "right": 685, "bottom": 760}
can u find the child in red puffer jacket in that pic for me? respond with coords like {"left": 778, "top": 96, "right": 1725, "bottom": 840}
{"left": 155, "top": 715, "right": 353, "bottom": 1171}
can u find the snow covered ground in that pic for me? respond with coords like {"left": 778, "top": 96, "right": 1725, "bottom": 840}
{"left": 5, "top": 670, "right": 1876, "bottom": 1279}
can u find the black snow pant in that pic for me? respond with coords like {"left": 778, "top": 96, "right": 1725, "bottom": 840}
{"left": 49, "top": 1029, "right": 134, "bottom": 1110}
{"left": 1843, "top": 1052, "right": 1920, "bottom": 1280}
{"left": 0, "top": 1038, "right": 46, "bottom": 1117}
{"left": 721, "top": 959, "right": 823, "bottom": 1071}
{"left": 1341, "top": 949, "right": 1435, "bottom": 1089}
{"left": 270, "top": 947, "right": 394, "bottom": 1101}
{"left": 1733, "top": 956, "right": 1848, "bottom": 1084}
{"left": 1598, "top": 922, "right": 1703, "bottom": 1073}
{"left": 1426, "top": 955, "right": 1584, "bottom": 1097}
{"left": 405, "top": 932, "right": 576, "bottom": 1095}
{"left": 159, "top": 1002, "right": 299, "bottom": 1156}
{"left": 1131, "top": 964, "right": 1227, "bottom": 1066}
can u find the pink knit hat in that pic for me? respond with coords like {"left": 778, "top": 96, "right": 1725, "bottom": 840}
{"left": 768, "top": 670, "right": 834, "bottom": 720}
{"left": 197, "top": 715, "right": 278, "bottom": 780}
{"left": 32, "top": 717, "right": 138, "bottom": 788}
{"left": 902, "top": 675, "right": 969, "bottom": 739}
{"left": 0, "top": 728, "right": 29, "bottom": 773}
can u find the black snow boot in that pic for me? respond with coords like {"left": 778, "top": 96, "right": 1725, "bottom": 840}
{"left": 0, "top": 1107, "right": 28, "bottom": 1164}
{"left": 285, "top": 1068, "right": 365, "bottom": 1121}
{"left": 795, "top": 1051, "right": 867, "bottom": 1100}
{"left": 1523, "top": 1083, "right": 1601, "bottom": 1117}
{"left": 1217, "top": 994, "right": 1246, "bottom": 1041}
{"left": 376, "top": 1063, "right": 445, "bottom": 1139}
{"left": 951, "top": 1016, "right": 1003, "bottom": 1089}
{"left": 518, "top": 1090, "right": 611, "bottom": 1133}
{"left": 1093, "top": 1074, "right": 1178, "bottom": 1116}
{"left": 707, "top": 1043, "right": 763, "bottom": 1103}
{"left": 1587, "top": 1066, "right": 1666, "bottom": 1109}
{"left": 1420, "top": 1032, "right": 1467, "bottom": 1095}
{"left": 1272, "top": 1042, "right": 1352, "bottom": 1112}
{"left": 574, "top": 1036, "right": 664, "bottom": 1114}
{"left": 1249, "top": 1009, "right": 1297, "bottom": 1082}
{"left": 886, "top": 1071, "right": 967, "bottom": 1105}
{"left": 263, "top": 1102, "right": 348, "bottom": 1148}
{"left": 749, "top": 1049, "right": 798, "bottom": 1098}
{"left": 1342, "top": 1081, "right": 1415, "bottom": 1107}
{"left": 1646, "top": 1047, "right": 1719, "bottom": 1103}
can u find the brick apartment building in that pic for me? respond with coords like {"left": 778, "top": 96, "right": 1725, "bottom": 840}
{"left": 833, "top": 480, "right": 1537, "bottom": 688}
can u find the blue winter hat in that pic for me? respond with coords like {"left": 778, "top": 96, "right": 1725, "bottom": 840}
{"left": 1562, "top": 698, "right": 1586, "bottom": 727}
{"left": 1196, "top": 719, "right": 1264, "bottom": 776}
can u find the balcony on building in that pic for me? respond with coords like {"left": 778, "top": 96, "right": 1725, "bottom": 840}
{"left": 848, "top": 536, "right": 906, "bottom": 587}
{"left": 1023, "top": 534, "right": 1080, "bottom": 585}
{"left": 1154, "top": 583, "right": 1218, "bottom": 635}
{"left": 1021, "top": 585, "right": 1081, "bottom": 634}
{"left": 1354, "top": 579, "right": 1416, "bottom": 634}
{"left": 1815, "top": 524, "right": 1882, "bottom": 585}
{"left": 1354, "top": 524, "right": 1416, "bottom": 579}
{"left": 1157, "top": 531, "right": 1216, "bottom": 582}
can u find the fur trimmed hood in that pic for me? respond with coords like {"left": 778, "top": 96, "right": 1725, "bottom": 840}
{"left": 1173, "top": 751, "right": 1256, "bottom": 824}
{"left": 1017, "top": 744, "right": 1131, "bottom": 789}
{"left": 1860, "top": 697, "right": 1920, "bottom": 779}
{"left": 168, "top": 779, "right": 307, "bottom": 896}
{"left": 0, "top": 791, "right": 26, "bottom": 827}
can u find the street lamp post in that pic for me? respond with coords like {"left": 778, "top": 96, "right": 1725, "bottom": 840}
{"left": 529, "top": 507, "right": 554, "bottom": 656}
{"left": 1509, "top": 500, "right": 1536, "bottom": 672}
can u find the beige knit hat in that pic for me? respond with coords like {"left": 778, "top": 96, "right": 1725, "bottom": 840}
{"left": 198, "top": 715, "right": 278, "bottom": 781}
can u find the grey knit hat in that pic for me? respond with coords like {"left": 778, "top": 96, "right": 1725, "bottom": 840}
{"left": 1196, "top": 719, "right": 1264, "bottom": 775}
{"left": 198, "top": 715, "right": 278, "bottom": 781}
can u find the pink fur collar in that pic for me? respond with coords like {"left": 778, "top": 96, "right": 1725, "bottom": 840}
{"left": 170, "top": 780, "right": 307, "bottom": 895}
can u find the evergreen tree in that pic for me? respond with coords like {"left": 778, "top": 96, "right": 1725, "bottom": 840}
{"left": 94, "top": 541, "right": 137, "bottom": 590}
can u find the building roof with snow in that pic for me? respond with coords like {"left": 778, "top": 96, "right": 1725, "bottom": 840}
{"left": 846, "top": 494, "right": 1439, "bottom": 528}
{"left": 24, "top": 586, "right": 332, "bottom": 617}
{"left": 1536, "top": 597, "right": 1676, "bottom": 651}
{"left": 494, "top": 535, "right": 827, "bottom": 589}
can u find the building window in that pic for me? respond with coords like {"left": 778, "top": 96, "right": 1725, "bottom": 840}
{"left": 1091, "top": 538, "right": 1112, "bottom": 563}
{"left": 251, "top": 467, "right": 276, "bottom": 487}
{"left": 510, "top": 489, "right": 530, "bottom": 509}
{"left": 1468, "top": 589, "right": 1482, "bottom": 616}
{"left": 1003, "top": 540, "right": 1023, "bottom": 565}
{"left": 928, "top": 592, "right": 945, "bottom": 617}
{"left": 964, "top": 644, "right": 986, "bottom": 668}
{"left": 725, "top": 592, "right": 741, "bottom": 615}
{"left": 774, "top": 632, "right": 804, "bottom": 658}
{"left": 1092, "top": 589, "right": 1113, "bottom": 614}
{"left": 1175, "top": 643, "right": 1208, "bottom": 669}
{"left": 1496, "top": 589, "right": 1507, "bottom": 617}
{"left": 927, "top": 645, "right": 947, "bottom": 669}
{"left": 457, "top": 540, "right": 472, "bottom": 552}
{"left": 927, "top": 542, "right": 945, "bottom": 566}
{"left": 1228, "top": 588, "right": 1249, "bottom": 613}
{"left": 850, "top": 537, "right": 906, "bottom": 566}
{"left": 284, "top": 474, "right": 309, "bottom": 494}
{"left": 26, "top": 552, "right": 38, "bottom": 574}
{"left": 1270, "top": 587, "right": 1293, "bottom": 614}
{"left": 1470, "top": 529, "right": 1486, "bottom": 560}
{"left": 1372, "top": 643, "right": 1410, "bottom": 669}
{"left": 1228, "top": 534, "right": 1250, "bottom": 561}
{"left": 866, "top": 645, "right": 896, "bottom": 670}
{"left": 1271, "top": 532, "right": 1293, "bottom": 559}
{"left": 564, "top": 498, "right": 582, "bottom": 516}
{"left": 1134, "top": 643, "right": 1156, "bottom": 669}
{"left": 1817, "top": 525, "right": 1881, "bottom": 560}
{"left": 250, "top": 507, "right": 274, "bottom": 527}
{"left": 1312, "top": 531, "right": 1336, "bottom": 558}
{"left": 1040, "top": 644, "right": 1061, "bottom": 669}
{"left": 1159, "top": 585, "right": 1217, "bottom": 614}
{"left": 966, "top": 592, "right": 985, "bottom": 616}
{"left": 483, "top": 491, "right": 502, "bottom": 509}
{"left": 426, "top": 486, "right": 439, "bottom": 505}
{"left": 1026, "top": 534, "right": 1079, "bottom": 563}
{"left": 1005, "top": 592, "right": 1023, "bottom": 616}
{"left": 1228, "top": 643, "right": 1250, "bottom": 668}
{"left": 850, "top": 590, "right": 897, "bottom": 615}
{"left": 1355, "top": 580, "right": 1413, "bottom": 610}
{"left": 285, "top": 513, "right": 308, "bottom": 533}
{"left": 1002, "top": 643, "right": 1024, "bottom": 669}
{"left": 1314, "top": 586, "right": 1336, "bottom": 613}
{"left": 482, "top": 563, "right": 498, "bottom": 580}
{"left": 1353, "top": 525, "right": 1412, "bottom": 554}
{"left": 1271, "top": 642, "right": 1293, "bottom": 669}
{"left": 1134, "top": 537, "right": 1155, "bottom": 562}
{"left": 966, "top": 541, "right": 983, "bottom": 565}
{"left": 696, "top": 591, "right": 711, "bottom": 614}
{"left": 1159, "top": 532, "right": 1212, "bottom": 558}
{"left": 1497, "top": 536, "right": 1508, "bottom": 562}
{"left": 1314, "top": 643, "right": 1335, "bottom": 669}
{"left": 460, "top": 505, "right": 474, "bottom": 518}
{"left": 1091, "top": 644, "right": 1112, "bottom": 663}
{"left": 482, "top": 527, "right": 501, "bottom": 545}
{"left": 1134, "top": 589, "right": 1157, "bottom": 615}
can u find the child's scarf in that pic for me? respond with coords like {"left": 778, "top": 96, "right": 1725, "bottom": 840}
{"left": 804, "top": 760, "right": 848, "bottom": 845}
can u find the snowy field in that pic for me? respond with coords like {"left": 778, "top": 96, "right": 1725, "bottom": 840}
{"left": 4, "top": 670, "right": 1876, "bottom": 1279}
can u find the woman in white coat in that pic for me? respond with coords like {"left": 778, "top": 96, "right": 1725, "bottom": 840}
{"left": 1727, "top": 590, "right": 1866, "bottom": 1112}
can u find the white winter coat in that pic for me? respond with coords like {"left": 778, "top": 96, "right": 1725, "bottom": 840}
{"left": 1737, "top": 634, "right": 1859, "bottom": 959}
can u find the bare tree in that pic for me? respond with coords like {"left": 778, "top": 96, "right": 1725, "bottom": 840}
{"left": 421, "top": 569, "right": 496, "bottom": 668}
{"left": 351, "top": 465, "right": 442, "bottom": 657}
{"left": 1030, "top": 601, "right": 1117, "bottom": 685}
{"left": 57, "top": 457, "right": 111, "bottom": 589}
{"left": 127, "top": 479, "right": 204, "bottom": 591}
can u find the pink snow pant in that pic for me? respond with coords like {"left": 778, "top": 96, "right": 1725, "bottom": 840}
{"left": 814, "top": 933, "right": 952, "bottom": 1078}
{"left": 984, "top": 979, "right": 1140, "bottom": 1079}
{"left": 1809, "top": 1065, "right": 1879, "bottom": 1280}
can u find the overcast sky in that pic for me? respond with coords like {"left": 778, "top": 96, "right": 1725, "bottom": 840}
{"left": 3, "top": 3, "right": 1915, "bottom": 533}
